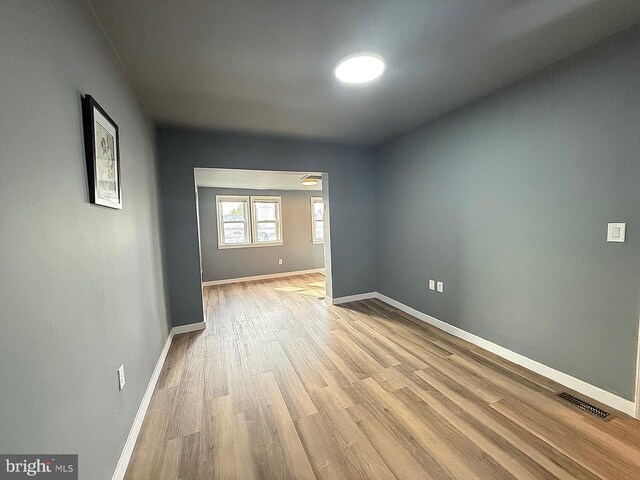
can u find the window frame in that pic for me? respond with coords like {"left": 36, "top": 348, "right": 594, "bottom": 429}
{"left": 216, "top": 195, "right": 251, "bottom": 248}
{"left": 215, "top": 194, "right": 284, "bottom": 249}
{"left": 311, "top": 196, "right": 324, "bottom": 244}
{"left": 250, "top": 195, "right": 283, "bottom": 246}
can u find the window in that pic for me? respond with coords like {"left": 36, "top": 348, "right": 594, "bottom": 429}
{"left": 251, "top": 196, "right": 282, "bottom": 245}
{"left": 216, "top": 195, "right": 282, "bottom": 248}
{"left": 311, "top": 197, "right": 324, "bottom": 244}
{"left": 216, "top": 195, "right": 250, "bottom": 247}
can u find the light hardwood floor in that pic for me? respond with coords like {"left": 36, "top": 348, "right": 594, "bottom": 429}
{"left": 125, "top": 273, "right": 640, "bottom": 479}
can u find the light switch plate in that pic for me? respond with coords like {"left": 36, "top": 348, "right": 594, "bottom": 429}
{"left": 607, "top": 223, "right": 626, "bottom": 243}
{"left": 428, "top": 279, "right": 435, "bottom": 290}
{"left": 436, "top": 281, "right": 444, "bottom": 293}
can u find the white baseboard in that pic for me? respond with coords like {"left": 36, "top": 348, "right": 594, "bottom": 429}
{"left": 172, "top": 321, "right": 207, "bottom": 335}
{"left": 111, "top": 320, "right": 207, "bottom": 480}
{"left": 111, "top": 332, "right": 172, "bottom": 480}
{"left": 374, "top": 292, "right": 636, "bottom": 417}
{"left": 330, "top": 292, "right": 377, "bottom": 305}
{"left": 635, "top": 324, "right": 640, "bottom": 419}
{"left": 202, "top": 268, "right": 325, "bottom": 286}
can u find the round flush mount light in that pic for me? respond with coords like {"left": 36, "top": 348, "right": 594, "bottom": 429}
{"left": 301, "top": 175, "right": 320, "bottom": 186}
{"left": 334, "top": 52, "right": 385, "bottom": 84}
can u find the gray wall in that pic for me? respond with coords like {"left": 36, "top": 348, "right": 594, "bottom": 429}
{"left": 0, "top": 1, "right": 169, "bottom": 478}
{"left": 376, "top": 24, "right": 640, "bottom": 400}
{"left": 198, "top": 187, "right": 324, "bottom": 281}
{"left": 157, "top": 127, "right": 376, "bottom": 326}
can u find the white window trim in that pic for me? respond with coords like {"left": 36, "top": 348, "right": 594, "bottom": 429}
{"left": 215, "top": 195, "right": 284, "bottom": 249}
{"left": 251, "top": 196, "right": 283, "bottom": 246}
{"left": 311, "top": 196, "right": 324, "bottom": 244}
{"left": 216, "top": 195, "right": 251, "bottom": 248}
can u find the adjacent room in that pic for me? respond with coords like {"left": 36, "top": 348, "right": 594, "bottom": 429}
{"left": 195, "top": 168, "right": 329, "bottom": 307}
{"left": 2, "top": 1, "right": 640, "bottom": 479}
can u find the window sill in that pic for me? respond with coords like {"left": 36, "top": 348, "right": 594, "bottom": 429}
{"left": 218, "top": 242, "right": 284, "bottom": 250}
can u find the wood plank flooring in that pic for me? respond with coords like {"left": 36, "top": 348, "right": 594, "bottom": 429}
{"left": 125, "top": 273, "right": 640, "bottom": 479}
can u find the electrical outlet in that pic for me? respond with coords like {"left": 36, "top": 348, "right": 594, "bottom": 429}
{"left": 436, "top": 281, "right": 444, "bottom": 293}
{"left": 607, "top": 223, "right": 626, "bottom": 242}
{"left": 428, "top": 279, "right": 435, "bottom": 290}
{"left": 278, "top": 258, "right": 283, "bottom": 265}
{"left": 117, "top": 364, "right": 125, "bottom": 391}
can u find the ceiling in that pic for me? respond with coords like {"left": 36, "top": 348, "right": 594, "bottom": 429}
{"left": 195, "top": 168, "right": 322, "bottom": 191}
{"left": 90, "top": 0, "right": 640, "bottom": 145}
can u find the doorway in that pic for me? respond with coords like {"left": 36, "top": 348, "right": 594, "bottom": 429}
{"left": 193, "top": 168, "right": 333, "bottom": 319}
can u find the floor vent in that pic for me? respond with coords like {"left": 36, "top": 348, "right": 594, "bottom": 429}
{"left": 557, "top": 392, "right": 610, "bottom": 419}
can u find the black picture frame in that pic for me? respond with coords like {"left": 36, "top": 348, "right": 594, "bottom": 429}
{"left": 82, "top": 95, "right": 122, "bottom": 209}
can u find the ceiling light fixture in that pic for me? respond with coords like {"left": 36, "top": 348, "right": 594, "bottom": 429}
{"left": 301, "top": 175, "right": 320, "bottom": 186}
{"left": 334, "top": 52, "right": 385, "bottom": 84}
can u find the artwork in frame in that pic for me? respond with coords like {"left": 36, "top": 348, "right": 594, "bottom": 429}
{"left": 82, "top": 95, "right": 122, "bottom": 209}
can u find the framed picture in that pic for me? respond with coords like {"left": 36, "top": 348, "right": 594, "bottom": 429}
{"left": 82, "top": 95, "right": 122, "bottom": 209}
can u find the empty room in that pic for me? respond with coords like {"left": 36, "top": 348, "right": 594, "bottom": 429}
{"left": 2, "top": 1, "right": 640, "bottom": 479}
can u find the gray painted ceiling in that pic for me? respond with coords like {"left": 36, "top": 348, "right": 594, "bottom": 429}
{"left": 90, "top": 0, "right": 640, "bottom": 145}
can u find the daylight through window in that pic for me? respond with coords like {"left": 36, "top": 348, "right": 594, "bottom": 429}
{"left": 251, "top": 196, "right": 282, "bottom": 245}
{"left": 311, "top": 197, "right": 324, "bottom": 244}
{"left": 216, "top": 195, "right": 282, "bottom": 248}
{"left": 216, "top": 196, "right": 250, "bottom": 246}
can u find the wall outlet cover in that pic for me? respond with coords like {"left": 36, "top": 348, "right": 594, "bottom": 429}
{"left": 278, "top": 258, "right": 283, "bottom": 264}
{"left": 428, "top": 279, "right": 435, "bottom": 290}
{"left": 607, "top": 223, "right": 626, "bottom": 242}
{"left": 117, "top": 364, "right": 125, "bottom": 391}
{"left": 437, "top": 281, "right": 444, "bottom": 293}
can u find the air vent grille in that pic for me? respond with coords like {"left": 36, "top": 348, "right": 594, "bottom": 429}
{"left": 557, "top": 392, "right": 610, "bottom": 419}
